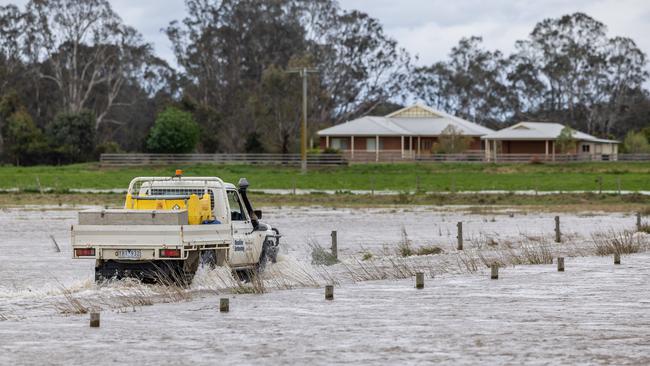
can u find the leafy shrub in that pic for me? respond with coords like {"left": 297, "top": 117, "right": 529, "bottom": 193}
{"left": 623, "top": 131, "right": 650, "bottom": 153}
{"left": 322, "top": 147, "right": 341, "bottom": 154}
{"left": 95, "top": 141, "right": 124, "bottom": 156}
{"left": 556, "top": 125, "right": 577, "bottom": 153}
{"left": 47, "top": 110, "right": 96, "bottom": 163}
{"left": 146, "top": 107, "right": 200, "bottom": 153}
{"left": 432, "top": 125, "right": 471, "bottom": 153}
{"left": 3, "top": 110, "right": 48, "bottom": 165}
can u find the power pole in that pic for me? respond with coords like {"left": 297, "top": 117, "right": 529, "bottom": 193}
{"left": 287, "top": 67, "right": 318, "bottom": 174}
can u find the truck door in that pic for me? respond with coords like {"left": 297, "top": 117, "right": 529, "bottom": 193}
{"left": 226, "top": 190, "right": 260, "bottom": 266}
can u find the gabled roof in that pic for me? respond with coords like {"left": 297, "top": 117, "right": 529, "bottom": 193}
{"left": 317, "top": 104, "right": 494, "bottom": 137}
{"left": 481, "top": 122, "right": 619, "bottom": 143}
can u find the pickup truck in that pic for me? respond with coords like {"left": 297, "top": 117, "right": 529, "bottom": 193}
{"left": 70, "top": 172, "right": 280, "bottom": 284}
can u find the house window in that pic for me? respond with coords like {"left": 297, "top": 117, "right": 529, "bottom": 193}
{"left": 366, "top": 138, "right": 384, "bottom": 151}
{"left": 582, "top": 144, "right": 590, "bottom": 153}
{"left": 367, "top": 138, "right": 376, "bottom": 151}
{"left": 331, "top": 138, "right": 349, "bottom": 150}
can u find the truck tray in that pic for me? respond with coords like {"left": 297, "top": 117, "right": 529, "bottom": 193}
{"left": 79, "top": 209, "right": 189, "bottom": 225}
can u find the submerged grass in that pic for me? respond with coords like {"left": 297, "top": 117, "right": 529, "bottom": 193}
{"left": 309, "top": 240, "right": 339, "bottom": 266}
{"left": 591, "top": 230, "right": 644, "bottom": 255}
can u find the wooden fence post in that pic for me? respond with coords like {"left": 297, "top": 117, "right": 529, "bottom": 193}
{"left": 325, "top": 285, "right": 334, "bottom": 300}
{"left": 557, "top": 257, "right": 564, "bottom": 272}
{"left": 415, "top": 272, "right": 424, "bottom": 289}
{"left": 90, "top": 312, "right": 100, "bottom": 327}
{"left": 330, "top": 230, "right": 338, "bottom": 259}
{"left": 457, "top": 222, "right": 463, "bottom": 250}
{"left": 637, "top": 212, "right": 642, "bottom": 231}
{"left": 220, "top": 298, "right": 229, "bottom": 312}
{"left": 490, "top": 264, "right": 499, "bottom": 280}
{"left": 597, "top": 176, "right": 603, "bottom": 194}
{"left": 555, "top": 216, "right": 561, "bottom": 243}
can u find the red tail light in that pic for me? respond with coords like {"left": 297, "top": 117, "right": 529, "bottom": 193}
{"left": 160, "top": 249, "right": 181, "bottom": 258}
{"left": 75, "top": 248, "right": 95, "bottom": 257}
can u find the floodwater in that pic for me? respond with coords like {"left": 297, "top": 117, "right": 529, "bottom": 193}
{"left": 0, "top": 205, "right": 648, "bottom": 365}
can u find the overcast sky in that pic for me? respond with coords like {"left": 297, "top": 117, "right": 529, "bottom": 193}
{"left": 5, "top": 0, "right": 650, "bottom": 70}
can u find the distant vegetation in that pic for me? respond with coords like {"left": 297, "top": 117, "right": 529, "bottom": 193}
{"left": 0, "top": 1, "right": 648, "bottom": 165}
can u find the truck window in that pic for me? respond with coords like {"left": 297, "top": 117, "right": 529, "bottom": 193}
{"left": 149, "top": 188, "right": 215, "bottom": 210}
{"left": 227, "top": 190, "right": 247, "bottom": 221}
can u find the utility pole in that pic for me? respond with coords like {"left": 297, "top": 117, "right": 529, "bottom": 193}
{"left": 287, "top": 67, "right": 318, "bottom": 173}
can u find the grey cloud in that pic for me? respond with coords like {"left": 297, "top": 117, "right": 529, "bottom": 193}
{"left": 4, "top": 0, "right": 649, "bottom": 71}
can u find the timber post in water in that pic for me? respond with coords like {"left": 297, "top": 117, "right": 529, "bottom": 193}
{"left": 90, "top": 312, "right": 100, "bottom": 327}
{"left": 557, "top": 257, "right": 565, "bottom": 272}
{"left": 415, "top": 272, "right": 424, "bottom": 289}
{"left": 491, "top": 264, "right": 499, "bottom": 280}
{"left": 614, "top": 253, "right": 621, "bottom": 265}
{"left": 220, "top": 298, "right": 229, "bottom": 312}
{"left": 330, "top": 230, "right": 338, "bottom": 259}
{"left": 325, "top": 285, "right": 334, "bottom": 300}
{"left": 457, "top": 222, "right": 463, "bottom": 250}
{"left": 555, "top": 216, "right": 561, "bottom": 243}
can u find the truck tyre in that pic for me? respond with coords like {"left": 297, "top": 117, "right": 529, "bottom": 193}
{"left": 232, "top": 245, "right": 269, "bottom": 283}
{"left": 201, "top": 249, "right": 228, "bottom": 269}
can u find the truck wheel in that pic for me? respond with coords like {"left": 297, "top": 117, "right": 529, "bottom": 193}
{"left": 176, "top": 251, "right": 199, "bottom": 286}
{"left": 200, "top": 250, "right": 217, "bottom": 269}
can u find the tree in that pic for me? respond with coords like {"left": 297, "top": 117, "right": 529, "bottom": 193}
{"left": 556, "top": 126, "right": 577, "bottom": 154}
{"left": 47, "top": 110, "right": 96, "bottom": 162}
{"left": 432, "top": 125, "right": 472, "bottom": 153}
{"left": 166, "top": 0, "right": 308, "bottom": 151}
{"left": 251, "top": 63, "right": 306, "bottom": 153}
{"left": 3, "top": 109, "right": 47, "bottom": 165}
{"left": 166, "top": 0, "right": 411, "bottom": 151}
{"left": 623, "top": 131, "right": 650, "bottom": 153}
{"left": 412, "top": 37, "right": 510, "bottom": 125}
{"left": 146, "top": 107, "right": 200, "bottom": 153}
{"left": 306, "top": 7, "right": 412, "bottom": 124}
{"left": 244, "top": 132, "right": 265, "bottom": 153}
{"left": 510, "top": 13, "right": 648, "bottom": 135}
{"left": 23, "top": 0, "right": 166, "bottom": 129}
{"left": 0, "top": 5, "right": 24, "bottom": 92}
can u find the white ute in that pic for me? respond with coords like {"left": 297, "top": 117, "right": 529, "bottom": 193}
{"left": 71, "top": 171, "right": 280, "bottom": 284}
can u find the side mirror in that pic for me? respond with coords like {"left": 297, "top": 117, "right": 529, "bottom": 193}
{"left": 254, "top": 210, "right": 262, "bottom": 219}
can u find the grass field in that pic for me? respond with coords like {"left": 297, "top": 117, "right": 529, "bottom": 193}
{"left": 1, "top": 162, "right": 650, "bottom": 192}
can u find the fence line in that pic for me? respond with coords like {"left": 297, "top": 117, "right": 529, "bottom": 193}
{"left": 100, "top": 152, "right": 650, "bottom": 166}
{"left": 100, "top": 153, "right": 346, "bottom": 167}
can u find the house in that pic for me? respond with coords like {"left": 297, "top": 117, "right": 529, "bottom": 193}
{"left": 317, "top": 104, "right": 494, "bottom": 161}
{"left": 481, "top": 122, "right": 619, "bottom": 161}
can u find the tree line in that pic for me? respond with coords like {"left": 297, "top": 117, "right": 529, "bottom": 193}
{"left": 0, "top": 0, "right": 648, "bottom": 165}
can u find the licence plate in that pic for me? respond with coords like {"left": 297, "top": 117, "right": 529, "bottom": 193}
{"left": 116, "top": 249, "right": 141, "bottom": 259}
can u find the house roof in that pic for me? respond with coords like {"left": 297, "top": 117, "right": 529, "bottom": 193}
{"left": 317, "top": 104, "right": 494, "bottom": 137}
{"left": 481, "top": 122, "right": 619, "bottom": 143}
